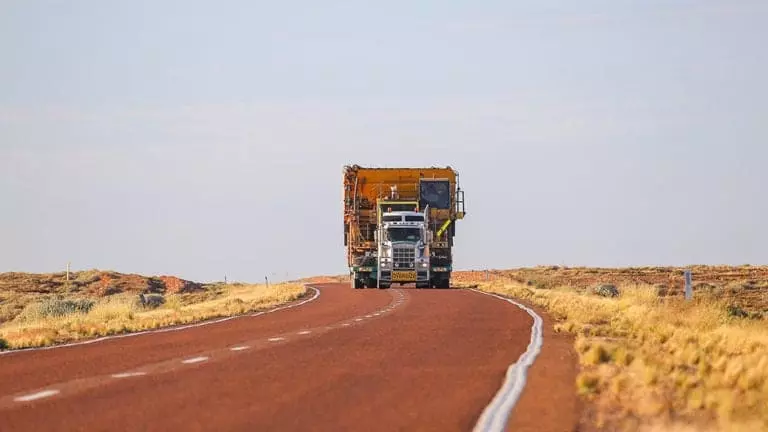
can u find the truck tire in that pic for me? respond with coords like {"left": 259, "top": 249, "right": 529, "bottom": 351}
{"left": 378, "top": 282, "right": 391, "bottom": 289}
{"left": 431, "top": 278, "right": 449, "bottom": 289}
{"left": 416, "top": 282, "right": 429, "bottom": 289}
{"left": 351, "top": 274, "right": 363, "bottom": 289}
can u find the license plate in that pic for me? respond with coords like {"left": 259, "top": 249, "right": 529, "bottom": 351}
{"left": 358, "top": 267, "right": 373, "bottom": 272}
{"left": 392, "top": 271, "right": 416, "bottom": 281}
{"left": 432, "top": 267, "right": 448, "bottom": 272}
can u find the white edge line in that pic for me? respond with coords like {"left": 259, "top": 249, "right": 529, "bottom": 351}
{"left": 469, "top": 289, "right": 544, "bottom": 432}
{"left": 14, "top": 390, "right": 60, "bottom": 402}
{"left": 268, "top": 337, "right": 285, "bottom": 342}
{"left": 112, "top": 372, "right": 147, "bottom": 379}
{"left": 297, "top": 331, "right": 312, "bottom": 335}
{"left": 230, "top": 346, "right": 250, "bottom": 351}
{"left": 0, "top": 285, "right": 322, "bottom": 356}
{"left": 181, "top": 356, "right": 209, "bottom": 364}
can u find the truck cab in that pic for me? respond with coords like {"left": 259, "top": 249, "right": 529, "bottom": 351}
{"left": 376, "top": 211, "right": 432, "bottom": 288}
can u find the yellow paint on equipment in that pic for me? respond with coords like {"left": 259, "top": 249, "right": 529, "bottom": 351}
{"left": 343, "top": 165, "right": 465, "bottom": 268}
{"left": 347, "top": 167, "right": 457, "bottom": 205}
{"left": 436, "top": 219, "right": 452, "bottom": 237}
{"left": 392, "top": 271, "right": 416, "bottom": 281}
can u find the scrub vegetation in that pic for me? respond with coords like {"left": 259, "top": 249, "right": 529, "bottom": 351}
{"left": 456, "top": 266, "right": 768, "bottom": 432}
{"left": 0, "top": 270, "right": 306, "bottom": 350}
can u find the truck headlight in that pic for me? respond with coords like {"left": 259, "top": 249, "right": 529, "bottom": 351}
{"left": 419, "top": 262, "right": 428, "bottom": 268}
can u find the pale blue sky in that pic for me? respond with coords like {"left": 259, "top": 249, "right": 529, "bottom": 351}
{"left": 1, "top": 1, "right": 766, "bottom": 282}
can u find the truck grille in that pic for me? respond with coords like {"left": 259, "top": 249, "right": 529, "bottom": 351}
{"left": 393, "top": 247, "right": 415, "bottom": 269}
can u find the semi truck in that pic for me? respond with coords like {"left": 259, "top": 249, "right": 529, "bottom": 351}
{"left": 343, "top": 165, "right": 466, "bottom": 289}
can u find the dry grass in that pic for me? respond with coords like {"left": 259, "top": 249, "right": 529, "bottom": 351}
{"left": 455, "top": 266, "right": 768, "bottom": 314}
{"left": 472, "top": 280, "right": 768, "bottom": 432}
{"left": 0, "top": 283, "right": 306, "bottom": 350}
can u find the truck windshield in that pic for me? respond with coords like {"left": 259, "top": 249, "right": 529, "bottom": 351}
{"left": 387, "top": 227, "right": 421, "bottom": 242}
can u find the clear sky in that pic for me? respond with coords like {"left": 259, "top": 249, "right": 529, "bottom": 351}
{"left": 1, "top": 1, "right": 766, "bottom": 282}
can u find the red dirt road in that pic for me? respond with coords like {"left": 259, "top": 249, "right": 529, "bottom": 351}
{"left": 0, "top": 284, "right": 579, "bottom": 431}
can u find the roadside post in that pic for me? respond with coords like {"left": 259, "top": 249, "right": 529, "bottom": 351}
{"left": 684, "top": 269, "right": 693, "bottom": 301}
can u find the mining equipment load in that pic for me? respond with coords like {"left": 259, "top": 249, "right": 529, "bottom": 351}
{"left": 343, "top": 165, "right": 466, "bottom": 289}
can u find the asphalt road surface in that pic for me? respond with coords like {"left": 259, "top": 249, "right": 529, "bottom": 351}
{"left": 0, "top": 283, "right": 579, "bottom": 431}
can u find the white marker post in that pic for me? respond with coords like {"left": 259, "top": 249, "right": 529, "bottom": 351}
{"left": 377, "top": 226, "right": 382, "bottom": 289}
{"left": 684, "top": 269, "right": 693, "bottom": 301}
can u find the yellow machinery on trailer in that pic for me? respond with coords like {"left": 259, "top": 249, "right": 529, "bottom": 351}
{"left": 343, "top": 165, "right": 466, "bottom": 289}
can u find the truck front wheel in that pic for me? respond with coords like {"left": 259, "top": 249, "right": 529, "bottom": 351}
{"left": 431, "top": 277, "right": 450, "bottom": 289}
{"left": 351, "top": 274, "right": 363, "bottom": 289}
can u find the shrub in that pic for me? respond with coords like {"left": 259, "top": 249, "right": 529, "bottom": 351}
{"left": 137, "top": 293, "right": 165, "bottom": 309}
{"left": 44, "top": 299, "right": 94, "bottom": 317}
{"left": 526, "top": 279, "right": 552, "bottom": 290}
{"left": 0, "top": 338, "right": 8, "bottom": 350}
{"left": 593, "top": 284, "right": 619, "bottom": 298}
{"left": 582, "top": 343, "right": 611, "bottom": 365}
{"left": 577, "top": 372, "right": 600, "bottom": 395}
{"left": 727, "top": 304, "right": 749, "bottom": 318}
{"left": 16, "top": 298, "right": 95, "bottom": 321}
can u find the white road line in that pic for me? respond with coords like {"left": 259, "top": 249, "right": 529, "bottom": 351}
{"left": 268, "top": 337, "right": 285, "bottom": 342}
{"left": 230, "top": 346, "right": 250, "bottom": 351}
{"left": 112, "top": 372, "right": 147, "bottom": 379}
{"left": 355, "top": 318, "right": 363, "bottom": 322}
{"left": 0, "top": 286, "right": 322, "bottom": 357}
{"left": 470, "top": 289, "right": 544, "bottom": 432}
{"left": 181, "top": 356, "right": 209, "bottom": 364}
{"left": 14, "top": 390, "right": 60, "bottom": 402}
{"left": 297, "top": 331, "right": 312, "bottom": 335}
{"left": 342, "top": 323, "right": 351, "bottom": 327}
{"left": 365, "top": 315, "right": 373, "bottom": 318}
